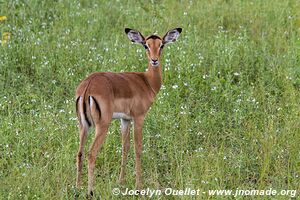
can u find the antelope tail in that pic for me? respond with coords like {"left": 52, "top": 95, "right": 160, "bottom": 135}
{"left": 76, "top": 95, "right": 101, "bottom": 129}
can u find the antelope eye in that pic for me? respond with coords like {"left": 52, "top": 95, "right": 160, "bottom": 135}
{"left": 160, "top": 44, "right": 164, "bottom": 49}
{"left": 143, "top": 44, "right": 149, "bottom": 50}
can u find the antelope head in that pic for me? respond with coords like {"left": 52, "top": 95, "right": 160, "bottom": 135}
{"left": 125, "top": 28, "right": 182, "bottom": 67}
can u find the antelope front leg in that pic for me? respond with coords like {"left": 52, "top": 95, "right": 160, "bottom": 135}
{"left": 133, "top": 116, "right": 145, "bottom": 190}
{"left": 119, "top": 119, "right": 131, "bottom": 184}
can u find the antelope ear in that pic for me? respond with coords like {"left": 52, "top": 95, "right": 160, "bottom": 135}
{"left": 162, "top": 28, "right": 182, "bottom": 45}
{"left": 125, "top": 28, "right": 145, "bottom": 45}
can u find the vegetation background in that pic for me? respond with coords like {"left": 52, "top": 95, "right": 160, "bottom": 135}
{"left": 0, "top": 0, "right": 299, "bottom": 199}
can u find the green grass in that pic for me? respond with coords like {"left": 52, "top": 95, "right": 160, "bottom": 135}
{"left": 1, "top": 0, "right": 300, "bottom": 199}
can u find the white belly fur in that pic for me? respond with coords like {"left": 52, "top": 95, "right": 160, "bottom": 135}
{"left": 112, "top": 112, "right": 132, "bottom": 120}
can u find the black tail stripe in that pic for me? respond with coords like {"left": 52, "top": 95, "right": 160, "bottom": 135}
{"left": 90, "top": 96, "right": 101, "bottom": 118}
{"left": 83, "top": 98, "right": 91, "bottom": 127}
{"left": 75, "top": 97, "right": 80, "bottom": 123}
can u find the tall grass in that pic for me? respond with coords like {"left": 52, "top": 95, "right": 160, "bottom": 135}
{"left": 0, "top": 0, "right": 299, "bottom": 199}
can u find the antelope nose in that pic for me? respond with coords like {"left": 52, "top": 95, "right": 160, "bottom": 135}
{"left": 151, "top": 58, "right": 158, "bottom": 63}
{"left": 151, "top": 58, "right": 159, "bottom": 66}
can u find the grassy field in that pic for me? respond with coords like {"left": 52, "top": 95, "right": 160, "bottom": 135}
{"left": 1, "top": 0, "right": 300, "bottom": 199}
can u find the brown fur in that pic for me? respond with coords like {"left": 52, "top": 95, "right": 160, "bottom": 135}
{"left": 75, "top": 28, "right": 181, "bottom": 196}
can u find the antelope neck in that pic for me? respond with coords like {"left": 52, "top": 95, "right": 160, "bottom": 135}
{"left": 145, "top": 63, "right": 162, "bottom": 95}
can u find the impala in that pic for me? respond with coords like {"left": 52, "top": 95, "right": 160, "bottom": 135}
{"left": 75, "top": 27, "right": 182, "bottom": 196}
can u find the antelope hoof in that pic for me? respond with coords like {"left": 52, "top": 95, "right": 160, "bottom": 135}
{"left": 118, "top": 178, "right": 125, "bottom": 185}
{"left": 86, "top": 191, "right": 93, "bottom": 199}
{"left": 136, "top": 183, "right": 143, "bottom": 191}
